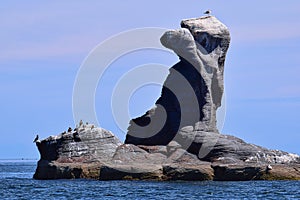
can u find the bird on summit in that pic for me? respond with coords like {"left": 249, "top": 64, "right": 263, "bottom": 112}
{"left": 204, "top": 10, "right": 211, "bottom": 15}
{"left": 67, "top": 127, "right": 72, "bottom": 132}
{"left": 79, "top": 119, "right": 83, "bottom": 127}
{"left": 33, "top": 134, "right": 39, "bottom": 143}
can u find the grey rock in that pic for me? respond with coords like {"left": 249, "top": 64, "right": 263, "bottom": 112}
{"left": 163, "top": 164, "right": 213, "bottom": 181}
{"left": 111, "top": 144, "right": 167, "bottom": 165}
{"left": 175, "top": 130, "right": 300, "bottom": 164}
{"left": 33, "top": 124, "right": 300, "bottom": 181}
{"left": 125, "top": 16, "right": 230, "bottom": 145}
{"left": 34, "top": 125, "right": 122, "bottom": 179}
{"left": 99, "top": 164, "right": 163, "bottom": 180}
{"left": 212, "top": 164, "right": 300, "bottom": 181}
{"left": 34, "top": 16, "right": 300, "bottom": 181}
{"left": 34, "top": 124, "right": 217, "bottom": 180}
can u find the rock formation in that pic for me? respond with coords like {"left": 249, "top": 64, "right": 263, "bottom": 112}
{"left": 125, "top": 16, "right": 230, "bottom": 145}
{"left": 34, "top": 124, "right": 300, "bottom": 180}
{"left": 34, "top": 16, "right": 300, "bottom": 181}
{"left": 34, "top": 125, "right": 122, "bottom": 179}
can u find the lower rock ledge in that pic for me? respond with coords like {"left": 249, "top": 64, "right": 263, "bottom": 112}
{"left": 212, "top": 164, "right": 300, "bottom": 181}
{"left": 99, "top": 164, "right": 164, "bottom": 181}
{"left": 33, "top": 160, "right": 300, "bottom": 181}
{"left": 33, "top": 160, "right": 103, "bottom": 180}
{"left": 162, "top": 164, "right": 214, "bottom": 181}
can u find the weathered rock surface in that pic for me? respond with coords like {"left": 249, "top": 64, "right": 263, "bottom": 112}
{"left": 34, "top": 16, "right": 300, "bottom": 181}
{"left": 33, "top": 126, "right": 122, "bottom": 179}
{"left": 176, "top": 130, "right": 300, "bottom": 164}
{"left": 125, "top": 16, "right": 230, "bottom": 145}
{"left": 34, "top": 125, "right": 300, "bottom": 180}
{"left": 34, "top": 125, "right": 215, "bottom": 180}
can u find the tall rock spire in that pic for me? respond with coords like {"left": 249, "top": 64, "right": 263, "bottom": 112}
{"left": 125, "top": 16, "right": 231, "bottom": 145}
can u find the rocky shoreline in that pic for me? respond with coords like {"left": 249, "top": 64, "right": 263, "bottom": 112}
{"left": 34, "top": 16, "right": 300, "bottom": 181}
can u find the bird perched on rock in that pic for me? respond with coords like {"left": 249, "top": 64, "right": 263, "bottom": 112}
{"left": 204, "top": 10, "right": 211, "bottom": 15}
{"left": 79, "top": 119, "right": 83, "bottom": 127}
{"left": 67, "top": 127, "right": 72, "bottom": 132}
{"left": 33, "top": 134, "right": 39, "bottom": 143}
{"left": 73, "top": 132, "right": 81, "bottom": 142}
{"left": 267, "top": 164, "right": 273, "bottom": 171}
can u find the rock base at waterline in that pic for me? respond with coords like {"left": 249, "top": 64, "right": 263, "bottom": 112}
{"left": 33, "top": 125, "right": 300, "bottom": 181}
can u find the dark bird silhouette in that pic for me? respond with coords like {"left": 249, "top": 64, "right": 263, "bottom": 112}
{"left": 204, "top": 10, "right": 211, "bottom": 15}
{"left": 73, "top": 132, "right": 81, "bottom": 142}
{"left": 33, "top": 134, "right": 39, "bottom": 143}
{"left": 67, "top": 127, "right": 72, "bottom": 132}
{"left": 79, "top": 119, "right": 83, "bottom": 127}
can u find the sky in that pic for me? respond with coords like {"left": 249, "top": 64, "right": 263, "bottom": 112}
{"left": 0, "top": 0, "right": 299, "bottom": 159}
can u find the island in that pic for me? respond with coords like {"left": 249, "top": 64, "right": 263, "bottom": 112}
{"left": 34, "top": 16, "right": 300, "bottom": 181}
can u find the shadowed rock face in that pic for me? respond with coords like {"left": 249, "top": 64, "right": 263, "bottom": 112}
{"left": 125, "top": 16, "right": 230, "bottom": 145}
{"left": 125, "top": 58, "right": 208, "bottom": 145}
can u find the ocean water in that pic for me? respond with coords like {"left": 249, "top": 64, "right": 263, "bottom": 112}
{"left": 0, "top": 161, "right": 299, "bottom": 200}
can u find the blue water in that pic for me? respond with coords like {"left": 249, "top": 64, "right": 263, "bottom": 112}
{"left": 0, "top": 161, "right": 299, "bottom": 199}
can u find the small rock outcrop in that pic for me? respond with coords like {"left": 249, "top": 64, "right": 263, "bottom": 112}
{"left": 33, "top": 125, "right": 122, "bottom": 179}
{"left": 34, "top": 16, "right": 300, "bottom": 181}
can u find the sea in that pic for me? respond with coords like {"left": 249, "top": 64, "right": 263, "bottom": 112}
{"left": 0, "top": 161, "right": 299, "bottom": 200}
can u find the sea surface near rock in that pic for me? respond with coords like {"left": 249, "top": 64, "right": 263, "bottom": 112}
{"left": 34, "top": 16, "right": 300, "bottom": 181}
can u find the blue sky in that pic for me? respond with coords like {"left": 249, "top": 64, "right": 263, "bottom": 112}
{"left": 0, "top": 0, "right": 299, "bottom": 159}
